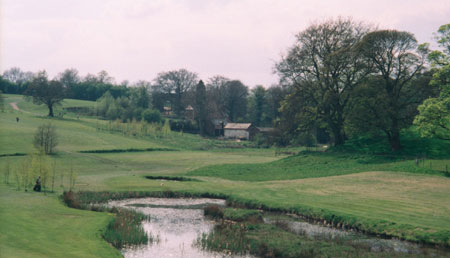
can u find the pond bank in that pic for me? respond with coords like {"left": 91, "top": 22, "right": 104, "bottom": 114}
{"left": 62, "top": 190, "right": 450, "bottom": 255}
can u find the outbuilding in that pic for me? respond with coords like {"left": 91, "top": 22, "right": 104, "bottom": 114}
{"left": 224, "top": 123, "right": 259, "bottom": 140}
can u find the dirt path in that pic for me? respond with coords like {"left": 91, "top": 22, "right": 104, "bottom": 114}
{"left": 9, "top": 101, "right": 33, "bottom": 115}
{"left": 9, "top": 102, "right": 19, "bottom": 111}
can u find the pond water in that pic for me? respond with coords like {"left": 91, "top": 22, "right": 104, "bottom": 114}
{"left": 108, "top": 198, "right": 447, "bottom": 257}
{"left": 108, "top": 198, "right": 253, "bottom": 258}
{"left": 263, "top": 217, "right": 427, "bottom": 254}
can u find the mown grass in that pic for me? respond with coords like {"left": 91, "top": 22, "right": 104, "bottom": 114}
{"left": 1, "top": 94, "right": 449, "bottom": 256}
{"left": 0, "top": 185, "right": 121, "bottom": 258}
{"left": 188, "top": 151, "right": 449, "bottom": 181}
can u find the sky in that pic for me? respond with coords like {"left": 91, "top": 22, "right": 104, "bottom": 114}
{"left": 1, "top": 0, "right": 449, "bottom": 87}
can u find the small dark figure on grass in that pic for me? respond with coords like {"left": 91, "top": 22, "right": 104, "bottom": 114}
{"left": 16, "top": 117, "right": 19, "bottom": 122}
{"left": 33, "top": 176, "right": 41, "bottom": 192}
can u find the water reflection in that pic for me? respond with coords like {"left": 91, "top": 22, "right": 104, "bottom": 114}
{"left": 109, "top": 198, "right": 251, "bottom": 258}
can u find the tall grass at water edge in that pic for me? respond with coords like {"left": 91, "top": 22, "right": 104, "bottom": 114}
{"left": 62, "top": 191, "right": 151, "bottom": 248}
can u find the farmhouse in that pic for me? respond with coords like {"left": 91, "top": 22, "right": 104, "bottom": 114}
{"left": 224, "top": 123, "right": 259, "bottom": 140}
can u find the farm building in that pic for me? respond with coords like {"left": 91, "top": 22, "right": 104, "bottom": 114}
{"left": 224, "top": 123, "right": 259, "bottom": 140}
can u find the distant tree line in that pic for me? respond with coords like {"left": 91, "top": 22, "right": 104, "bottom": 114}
{"left": 0, "top": 66, "right": 287, "bottom": 135}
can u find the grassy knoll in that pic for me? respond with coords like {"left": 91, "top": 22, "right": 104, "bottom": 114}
{"left": 0, "top": 185, "right": 121, "bottom": 258}
{"left": 188, "top": 151, "right": 449, "bottom": 181}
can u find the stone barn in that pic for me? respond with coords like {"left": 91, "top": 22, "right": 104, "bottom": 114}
{"left": 224, "top": 123, "right": 259, "bottom": 140}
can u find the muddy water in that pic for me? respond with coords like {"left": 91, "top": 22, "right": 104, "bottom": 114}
{"left": 108, "top": 198, "right": 252, "bottom": 258}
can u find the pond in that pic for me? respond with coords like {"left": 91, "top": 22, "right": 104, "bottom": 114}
{"left": 108, "top": 198, "right": 253, "bottom": 258}
{"left": 109, "top": 198, "right": 448, "bottom": 257}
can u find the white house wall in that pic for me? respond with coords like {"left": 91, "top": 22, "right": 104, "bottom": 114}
{"left": 224, "top": 129, "right": 249, "bottom": 140}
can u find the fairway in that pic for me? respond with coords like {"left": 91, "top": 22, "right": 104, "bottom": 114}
{"left": 1, "top": 95, "right": 450, "bottom": 257}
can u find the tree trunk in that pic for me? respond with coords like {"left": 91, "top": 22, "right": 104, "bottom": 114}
{"left": 331, "top": 125, "right": 345, "bottom": 146}
{"left": 388, "top": 120, "right": 402, "bottom": 151}
{"left": 48, "top": 104, "right": 54, "bottom": 117}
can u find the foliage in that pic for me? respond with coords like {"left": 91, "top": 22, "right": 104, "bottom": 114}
{"left": 162, "top": 119, "right": 171, "bottom": 136}
{"left": 25, "top": 71, "right": 66, "bottom": 117}
{"left": 353, "top": 30, "right": 428, "bottom": 151}
{"left": 152, "top": 69, "right": 198, "bottom": 115}
{"left": 103, "top": 208, "right": 150, "bottom": 248}
{"left": 276, "top": 18, "right": 372, "bottom": 146}
{"left": 248, "top": 85, "right": 268, "bottom": 126}
{"left": 142, "top": 109, "right": 161, "bottom": 123}
{"left": 414, "top": 24, "right": 450, "bottom": 140}
{"left": 222, "top": 80, "right": 249, "bottom": 122}
{"left": 0, "top": 90, "right": 4, "bottom": 112}
{"left": 428, "top": 23, "right": 450, "bottom": 67}
{"left": 33, "top": 123, "right": 58, "bottom": 154}
{"left": 62, "top": 191, "right": 151, "bottom": 249}
{"left": 414, "top": 66, "right": 450, "bottom": 140}
{"left": 194, "top": 80, "right": 208, "bottom": 135}
{"left": 204, "top": 205, "right": 224, "bottom": 219}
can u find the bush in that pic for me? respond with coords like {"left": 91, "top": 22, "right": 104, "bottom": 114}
{"left": 33, "top": 123, "right": 58, "bottom": 154}
{"left": 168, "top": 119, "right": 199, "bottom": 133}
{"left": 142, "top": 109, "right": 161, "bottom": 123}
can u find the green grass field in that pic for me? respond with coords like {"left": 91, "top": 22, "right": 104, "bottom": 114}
{"left": 1, "top": 94, "right": 449, "bottom": 257}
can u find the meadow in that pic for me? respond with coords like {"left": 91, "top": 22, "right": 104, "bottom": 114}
{"left": 0, "top": 94, "right": 449, "bottom": 257}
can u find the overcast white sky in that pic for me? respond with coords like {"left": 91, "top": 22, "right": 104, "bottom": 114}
{"left": 1, "top": 0, "right": 449, "bottom": 87}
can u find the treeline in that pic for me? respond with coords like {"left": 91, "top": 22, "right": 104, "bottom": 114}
{"left": 1, "top": 19, "right": 448, "bottom": 150}
{"left": 0, "top": 68, "right": 287, "bottom": 130}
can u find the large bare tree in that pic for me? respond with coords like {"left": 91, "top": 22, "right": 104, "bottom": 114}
{"left": 152, "top": 69, "right": 198, "bottom": 116}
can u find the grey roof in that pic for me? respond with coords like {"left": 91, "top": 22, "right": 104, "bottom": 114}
{"left": 224, "top": 123, "right": 252, "bottom": 130}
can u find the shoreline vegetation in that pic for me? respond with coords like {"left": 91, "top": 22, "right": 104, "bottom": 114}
{"left": 60, "top": 190, "right": 450, "bottom": 248}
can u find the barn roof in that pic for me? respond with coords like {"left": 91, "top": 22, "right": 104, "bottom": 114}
{"left": 224, "top": 123, "right": 252, "bottom": 130}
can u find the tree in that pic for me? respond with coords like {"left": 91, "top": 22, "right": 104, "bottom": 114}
{"left": 356, "top": 30, "right": 427, "bottom": 150}
{"left": 0, "top": 90, "right": 4, "bottom": 112}
{"left": 58, "top": 68, "right": 80, "bottom": 98}
{"left": 131, "top": 84, "right": 151, "bottom": 109}
{"left": 142, "top": 109, "right": 161, "bottom": 123}
{"left": 33, "top": 123, "right": 58, "bottom": 155}
{"left": 223, "top": 80, "right": 248, "bottom": 122}
{"left": 194, "top": 80, "right": 208, "bottom": 135}
{"left": 205, "top": 75, "right": 230, "bottom": 119}
{"left": 2, "top": 67, "right": 33, "bottom": 85}
{"left": 152, "top": 69, "right": 198, "bottom": 116}
{"left": 25, "top": 71, "right": 66, "bottom": 117}
{"left": 276, "top": 18, "right": 371, "bottom": 145}
{"left": 414, "top": 24, "right": 450, "bottom": 140}
{"left": 265, "top": 85, "right": 288, "bottom": 125}
{"left": 248, "top": 85, "right": 267, "bottom": 126}
{"left": 414, "top": 70, "right": 450, "bottom": 140}
{"left": 428, "top": 24, "right": 450, "bottom": 67}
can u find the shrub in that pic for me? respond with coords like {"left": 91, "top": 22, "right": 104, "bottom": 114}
{"left": 33, "top": 123, "right": 58, "bottom": 154}
{"left": 142, "top": 109, "right": 161, "bottom": 123}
